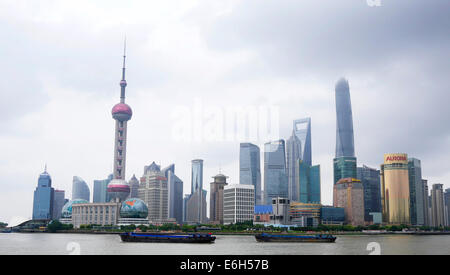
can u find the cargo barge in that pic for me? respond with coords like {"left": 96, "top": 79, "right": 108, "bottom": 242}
{"left": 120, "top": 232, "right": 216, "bottom": 243}
{"left": 255, "top": 233, "right": 336, "bottom": 243}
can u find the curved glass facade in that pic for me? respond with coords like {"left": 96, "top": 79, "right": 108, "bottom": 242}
{"left": 335, "top": 78, "right": 355, "bottom": 158}
{"left": 381, "top": 154, "right": 410, "bottom": 224}
{"left": 72, "top": 176, "right": 90, "bottom": 201}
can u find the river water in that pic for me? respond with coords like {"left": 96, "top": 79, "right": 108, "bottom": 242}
{"left": 0, "top": 233, "right": 449, "bottom": 255}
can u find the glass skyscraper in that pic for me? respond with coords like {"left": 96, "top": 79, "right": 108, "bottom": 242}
{"left": 297, "top": 160, "right": 321, "bottom": 204}
{"left": 286, "top": 131, "right": 302, "bottom": 202}
{"left": 264, "top": 140, "right": 288, "bottom": 204}
{"left": 293, "top": 118, "right": 312, "bottom": 166}
{"left": 72, "top": 176, "right": 90, "bottom": 202}
{"left": 163, "top": 164, "right": 184, "bottom": 224}
{"left": 32, "top": 168, "right": 54, "bottom": 220}
{"left": 333, "top": 157, "right": 357, "bottom": 184}
{"left": 52, "top": 189, "right": 66, "bottom": 220}
{"left": 191, "top": 159, "right": 204, "bottom": 194}
{"left": 444, "top": 188, "right": 450, "bottom": 227}
{"left": 239, "top": 143, "right": 262, "bottom": 204}
{"left": 93, "top": 174, "right": 113, "bottom": 203}
{"left": 334, "top": 78, "right": 357, "bottom": 189}
{"left": 408, "top": 158, "right": 425, "bottom": 226}
{"left": 335, "top": 78, "right": 355, "bottom": 158}
{"left": 357, "top": 165, "right": 382, "bottom": 222}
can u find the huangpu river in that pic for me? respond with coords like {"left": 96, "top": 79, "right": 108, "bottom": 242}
{"left": 0, "top": 233, "right": 449, "bottom": 255}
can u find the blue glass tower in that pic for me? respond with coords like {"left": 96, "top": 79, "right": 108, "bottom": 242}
{"left": 32, "top": 167, "right": 54, "bottom": 220}
{"left": 264, "top": 140, "right": 288, "bottom": 204}
{"left": 334, "top": 78, "right": 357, "bottom": 186}
{"left": 239, "top": 143, "right": 262, "bottom": 204}
{"left": 335, "top": 78, "right": 355, "bottom": 158}
{"left": 293, "top": 118, "right": 312, "bottom": 166}
{"left": 408, "top": 158, "right": 425, "bottom": 226}
{"left": 357, "top": 165, "right": 382, "bottom": 222}
{"left": 297, "top": 160, "right": 321, "bottom": 204}
{"left": 93, "top": 174, "right": 113, "bottom": 203}
{"left": 286, "top": 131, "right": 302, "bottom": 201}
{"left": 191, "top": 159, "right": 204, "bottom": 194}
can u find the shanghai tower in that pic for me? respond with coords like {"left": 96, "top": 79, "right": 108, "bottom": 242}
{"left": 107, "top": 44, "right": 132, "bottom": 202}
{"left": 333, "top": 78, "right": 357, "bottom": 186}
{"left": 335, "top": 78, "right": 355, "bottom": 158}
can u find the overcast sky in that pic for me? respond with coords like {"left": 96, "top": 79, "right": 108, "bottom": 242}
{"left": 1, "top": 0, "right": 449, "bottom": 224}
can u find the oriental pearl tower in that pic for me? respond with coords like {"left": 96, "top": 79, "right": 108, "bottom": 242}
{"left": 107, "top": 44, "right": 132, "bottom": 202}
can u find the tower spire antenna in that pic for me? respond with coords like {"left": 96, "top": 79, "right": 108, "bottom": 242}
{"left": 119, "top": 36, "right": 128, "bottom": 103}
{"left": 122, "top": 36, "right": 127, "bottom": 80}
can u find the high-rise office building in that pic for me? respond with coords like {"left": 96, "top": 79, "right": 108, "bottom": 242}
{"left": 288, "top": 118, "right": 313, "bottom": 202}
{"left": 52, "top": 190, "right": 66, "bottom": 220}
{"left": 32, "top": 168, "right": 55, "bottom": 220}
{"left": 185, "top": 159, "right": 207, "bottom": 224}
{"left": 139, "top": 162, "right": 169, "bottom": 223}
{"left": 185, "top": 189, "right": 207, "bottom": 224}
{"left": 223, "top": 184, "right": 255, "bottom": 225}
{"left": 408, "top": 158, "right": 425, "bottom": 226}
{"left": 430, "top": 184, "right": 445, "bottom": 227}
{"left": 296, "top": 160, "right": 321, "bottom": 204}
{"left": 108, "top": 47, "right": 132, "bottom": 202}
{"left": 162, "top": 164, "right": 183, "bottom": 224}
{"left": 210, "top": 174, "right": 228, "bottom": 224}
{"left": 357, "top": 165, "right": 382, "bottom": 223}
{"left": 128, "top": 174, "right": 139, "bottom": 199}
{"left": 333, "top": 157, "right": 357, "bottom": 185}
{"left": 422, "top": 179, "right": 430, "bottom": 226}
{"left": 264, "top": 140, "right": 288, "bottom": 204}
{"left": 93, "top": 174, "right": 113, "bottom": 203}
{"left": 381, "top": 153, "right": 410, "bottom": 225}
{"left": 335, "top": 78, "right": 355, "bottom": 158}
{"left": 293, "top": 118, "right": 312, "bottom": 166}
{"left": 445, "top": 188, "right": 450, "bottom": 227}
{"left": 333, "top": 78, "right": 357, "bottom": 204}
{"left": 72, "top": 176, "right": 90, "bottom": 202}
{"left": 286, "top": 131, "right": 302, "bottom": 202}
{"left": 333, "top": 178, "right": 365, "bottom": 226}
{"left": 191, "top": 159, "right": 204, "bottom": 194}
{"left": 183, "top": 194, "right": 190, "bottom": 223}
{"left": 239, "top": 143, "right": 262, "bottom": 204}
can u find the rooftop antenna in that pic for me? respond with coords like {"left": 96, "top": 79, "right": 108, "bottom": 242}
{"left": 120, "top": 36, "right": 128, "bottom": 103}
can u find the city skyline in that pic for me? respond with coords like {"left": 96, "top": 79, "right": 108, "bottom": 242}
{"left": 1, "top": 0, "right": 450, "bottom": 223}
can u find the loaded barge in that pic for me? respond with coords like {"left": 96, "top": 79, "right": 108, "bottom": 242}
{"left": 255, "top": 233, "right": 336, "bottom": 243}
{"left": 120, "top": 232, "right": 216, "bottom": 243}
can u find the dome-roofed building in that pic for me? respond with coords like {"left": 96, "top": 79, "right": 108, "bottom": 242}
{"left": 61, "top": 199, "right": 89, "bottom": 219}
{"left": 118, "top": 198, "right": 150, "bottom": 226}
{"left": 120, "top": 198, "right": 148, "bottom": 219}
{"left": 59, "top": 199, "right": 89, "bottom": 224}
